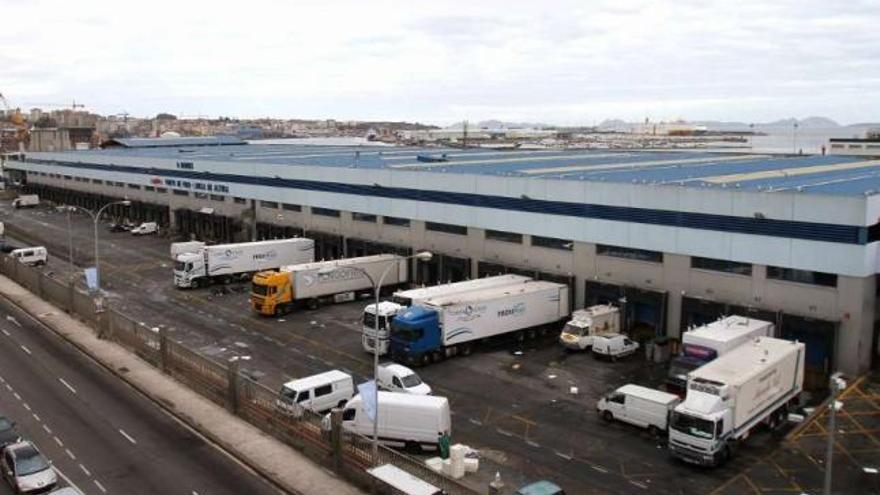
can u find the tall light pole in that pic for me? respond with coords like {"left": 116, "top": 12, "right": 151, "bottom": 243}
{"left": 321, "top": 250, "right": 432, "bottom": 464}
{"left": 62, "top": 200, "right": 131, "bottom": 292}
{"left": 824, "top": 372, "right": 847, "bottom": 495}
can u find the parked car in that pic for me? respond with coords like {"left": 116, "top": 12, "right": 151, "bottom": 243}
{"left": 597, "top": 384, "right": 681, "bottom": 436}
{"left": 130, "top": 222, "right": 159, "bottom": 236}
{"left": 376, "top": 363, "right": 432, "bottom": 395}
{"left": 10, "top": 247, "right": 48, "bottom": 266}
{"left": 277, "top": 370, "right": 354, "bottom": 415}
{"left": 515, "top": 480, "right": 565, "bottom": 495}
{"left": 1, "top": 441, "right": 57, "bottom": 493}
{"left": 591, "top": 334, "right": 639, "bottom": 361}
{"left": 107, "top": 221, "right": 134, "bottom": 233}
{"left": 0, "top": 416, "right": 20, "bottom": 451}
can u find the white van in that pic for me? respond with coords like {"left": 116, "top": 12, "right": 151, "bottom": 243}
{"left": 339, "top": 392, "right": 450, "bottom": 453}
{"left": 10, "top": 247, "right": 47, "bottom": 266}
{"left": 277, "top": 370, "right": 354, "bottom": 415}
{"left": 597, "top": 384, "right": 681, "bottom": 435}
{"left": 376, "top": 363, "right": 432, "bottom": 395}
{"left": 591, "top": 334, "right": 639, "bottom": 361}
{"left": 131, "top": 222, "right": 159, "bottom": 236}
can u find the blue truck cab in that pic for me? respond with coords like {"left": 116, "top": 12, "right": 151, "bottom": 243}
{"left": 390, "top": 305, "right": 442, "bottom": 365}
{"left": 665, "top": 344, "right": 718, "bottom": 393}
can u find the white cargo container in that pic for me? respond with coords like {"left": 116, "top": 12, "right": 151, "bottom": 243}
{"left": 170, "top": 241, "right": 206, "bottom": 260}
{"left": 667, "top": 316, "right": 775, "bottom": 392}
{"left": 11, "top": 194, "right": 38, "bottom": 209}
{"left": 173, "top": 238, "right": 314, "bottom": 288}
{"left": 251, "top": 254, "right": 408, "bottom": 315}
{"left": 668, "top": 337, "right": 805, "bottom": 466}
{"left": 390, "top": 281, "right": 570, "bottom": 365}
{"left": 363, "top": 274, "right": 532, "bottom": 355}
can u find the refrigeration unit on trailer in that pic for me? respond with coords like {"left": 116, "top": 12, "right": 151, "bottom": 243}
{"left": 170, "top": 241, "right": 206, "bottom": 260}
{"left": 668, "top": 337, "right": 805, "bottom": 466}
{"left": 362, "top": 274, "right": 532, "bottom": 355}
{"left": 390, "top": 280, "right": 570, "bottom": 366}
{"left": 173, "top": 238, "right": 314, "bottom": 288}
{"left": 666, "top": 316, "right": 775, "bottom": 393}
{"left": 559, "top": 304, "right": 620, "bottom": 351}
{"left": 251, "top": 254, "right": 408, "bottom": 315}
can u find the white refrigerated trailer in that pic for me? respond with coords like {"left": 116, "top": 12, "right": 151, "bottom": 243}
{"left": 173, "top": 238, "right": 314, "bottom": 288}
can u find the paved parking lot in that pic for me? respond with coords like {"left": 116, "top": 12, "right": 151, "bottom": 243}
{"left": 0, "top": 203, "right": 806, "bottom": 494}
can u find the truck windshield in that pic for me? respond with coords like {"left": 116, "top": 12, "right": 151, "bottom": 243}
{"left": 563, "top": 324, "right": 588, "bottom": 337}
{"left": 391, "top": 322, "right": 423, "bottom": 342}
{"left": 174, "top": 260, "right": 187, "bottom": 271}
{"left": 670, "top": 411, "right": 715, "bottom": 439}
{"left": 401, "top": 374, "right": 423, "bottom": 387}
{"left": 363, "top": 311, "right": 386, "bottom": 330}
{"left": 252, "top": 283, "right": 269, "bottom": 296}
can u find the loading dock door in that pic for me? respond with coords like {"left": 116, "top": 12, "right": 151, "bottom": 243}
{"left": 584, "top": 281, "right": 667, "bottom": 341}
{"left": 781, "top": 314, "right": 836, "bottom": 390}
{"left": 680, "top": 296, "right": 727, "bottom": 333}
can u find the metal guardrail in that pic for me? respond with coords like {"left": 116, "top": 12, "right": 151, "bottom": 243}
{"left": 0, "top": 256, "right": 479, "bottom": 495}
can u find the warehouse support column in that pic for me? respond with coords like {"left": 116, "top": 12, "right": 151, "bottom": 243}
{"left": 250, "top": 199, "right": 257, "bottom": 241}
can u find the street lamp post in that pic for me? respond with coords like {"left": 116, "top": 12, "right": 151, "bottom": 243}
{"left": 321, "top": 250, "right": 432, "bottom": 465}
{"left": 824, "top": 372, "right": 847, "bottom": 495}
{"left": 62, "top": 200, "right": 131, "bottom": 292}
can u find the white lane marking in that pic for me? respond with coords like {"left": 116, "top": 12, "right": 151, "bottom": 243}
{"left": 6, "top": 316, "right": 21, "bottom": 327}
{"left": 59, "top": 378, "right": 77, "bottom": 394}
{"left": 65, "top": 448, "right": 76, "bottom": 460}
{"left": 20, "top": 345, "right": 31, "bottom": 355}
{"left": 591, "top": 465, "right": 609, "bottom": 473}
{"left": 13, "top": 392, "right": 21, "bottom": 400}
{"left": 630, "top": 480, "right": 648, "bottom": 489}
{"left": 1, "top": 329, "right": 9, "bottom": 336}
{"left": 192, "top": 492, "right": 200, "bottom": 495}
{"left": 54, "top": 436, "right": 64, "bottom": 447}
{"left": 554, "top": 450, "right": 573, "bottom": 460}
{"left": 4, "top": 384, "right": 11, "bottom": 391}
{"left": 32, "top": 413, "right": 40, "bottom": 422}
{"left": 94, "top": 479, "right": 108, "bottom": 493}
{"left": 119, "top": 428, "right": 137, "bottom": 445}
{"left": 53, "top": 465, "right": 87, "bottom": 495}
{"left": 42, "top": 424, "right": 52, "bottom": 434}
{"left": 22, "top": 403, "right": 31, "bottom": 411}
{"left": 79, "top": 463, "right": 91, "bottom": 476}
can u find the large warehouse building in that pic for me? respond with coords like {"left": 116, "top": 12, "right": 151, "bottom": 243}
{"left": 6, "top": 138, "right": 880, "bottom": 387}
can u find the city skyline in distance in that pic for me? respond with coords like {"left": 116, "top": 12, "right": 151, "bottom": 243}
{"left": 2, "top": 0, "right": 878, "bottom": 126}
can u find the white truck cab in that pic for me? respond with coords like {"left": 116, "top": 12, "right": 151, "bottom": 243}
{"left": 10, "top": 247, "right": 47, "bottom": 266}
{"left": 363, "top": 301, "right": 404, "bottom": 355}
{"left": 376, "top": 363, "right": 432, "bottom": 395}
{"left": 591, "top": 334, "right": 639, "bottom": 361}
{"left": 277, "top": 370, "right": 354, "bottom": 415}
{"left": 131, "top": 222, "right": 159, "bottom": 235}
{"left": 559, "top": 305, "right": 619, "bottom": 351}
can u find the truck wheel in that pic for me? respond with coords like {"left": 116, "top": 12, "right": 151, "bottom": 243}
{"left": 405, "top": 441, "right": 422, "bottom": 455}
{"left": 419, "top": 354, "right": 431, "bottom": 367}
{"left": 307, "top": 298, "right": 319, "bottom": 310}
{"left": 461, "top": 344, "right": 473, "bottom": 356}
{"left": 432, "top": 351, "right": 444, "bottom": 363}
{"left": 602, "top": 411, "right": 613, "bottom": 422}
{"left": 648, "top": 425, "right": 661, "bottom": 437}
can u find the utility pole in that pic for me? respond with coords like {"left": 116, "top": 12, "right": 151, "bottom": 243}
{"left": 462, "top": 120, "right": 468, "bottom": 148}
{"left": 824, "top": 372, "right": 846, "bottom": 495}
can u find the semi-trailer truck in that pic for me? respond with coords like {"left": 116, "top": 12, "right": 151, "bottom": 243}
{"left": 390, "top": 280, "right": 569, "bottom": 366}
{"left": 666, "top": 316, "right": 775, "bottom": 393}
{"left": 362, "top": 274, "right": 532, "bottom": 355}
{"left": 173, "top": 238, "right": 314, "bottom": 289}
{"left": 668, "top": 336, "right": 805, "bottom": 466}
{"left": 251, "top": 254, "right": 408, "bottom": 315}
{"left": 558, "top": 304, "right": 620, "bottom": 351}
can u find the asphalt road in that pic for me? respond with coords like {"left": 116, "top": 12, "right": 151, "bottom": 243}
{"left": 0, "top": 203, "right": 786, "bottom": 494}
{"left": 0, "top": 292, "right": 282, "bottom": 495}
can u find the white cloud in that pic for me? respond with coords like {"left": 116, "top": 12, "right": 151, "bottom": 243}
{"left": 1, "top": 0, "right": 878, "bottom": 124}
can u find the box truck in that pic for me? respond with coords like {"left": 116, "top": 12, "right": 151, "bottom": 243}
{"left": 668, "top": 337, "right": 805, "bottom": 466}
{"left": 666, "top": 316, "right": 775, "bottom": 393}
{"left": 173, "top": 238, "right": 314, "bottom": 288}
{"left": 251, "top": 254, "right": 407, "bottom": 316}
{"left": 335, "top": 392, "right": 451, "bottom": 453}
{"left": 11, "top": 195, "right": 38, "bottom": 209}
{"left": 390, "top": 280, "right": 569, "bottom": 366}
{"left": 362, "top": 274, "right": 532, "bottom": 355}
{"left": 559, "top": 304, "right": 620, "bottom": 351}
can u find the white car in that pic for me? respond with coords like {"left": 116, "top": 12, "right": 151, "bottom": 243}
{"left": 377, "top": 363, "right": 432, "bottom": 395}
{"left": 1, "top": 441, "right": 57, "bottom": 493}
{"left": 10, "top": 247, "right": 48, "bottom": 266}
{"left": 131, "top": 222, "right": 159, "bottom": 235}
{"left": 591, "top": 334, "right": 640, "bottom": 361}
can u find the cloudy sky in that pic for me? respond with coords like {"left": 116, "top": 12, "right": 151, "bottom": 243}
{"left": 2, "top": 0, "right": 878, "bottom": 125}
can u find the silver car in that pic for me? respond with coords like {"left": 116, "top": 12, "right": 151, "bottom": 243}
{"left": 1, "top": 441, "right": 57, "bottom": 493}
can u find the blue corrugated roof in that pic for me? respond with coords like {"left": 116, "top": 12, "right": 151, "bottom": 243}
{"left": 104, "top": 136, "right": 246, "bottom": 148}
{"left": 53, "top": 144, "right": 880, "bottom": 196}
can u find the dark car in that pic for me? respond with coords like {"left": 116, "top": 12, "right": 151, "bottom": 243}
{"left": 107, "top": 222, "right": 133, "bottom": 233}
{"left": 0, "top": 416, "right": 19, "bottom": 450}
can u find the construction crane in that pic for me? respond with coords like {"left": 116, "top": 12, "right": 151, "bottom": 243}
{"left": 25, "top": 99, "right": 85, "bottom": 111}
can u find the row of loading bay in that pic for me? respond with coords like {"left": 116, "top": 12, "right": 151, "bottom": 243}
{"left": 22, "top": 182, "right": 844, "bottom": 391}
